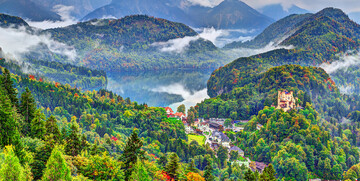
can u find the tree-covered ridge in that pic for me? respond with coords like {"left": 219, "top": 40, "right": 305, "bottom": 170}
{"left": 225, "top": 13, "right": 312, "bottom": 49}
{"left": 281, "top": 8, "right": 360, "bottom": 57}
{"left": 46, "top": 15, "right": 198, "bottom": 50}
{"left": 197, "top": 64, "right": 342, "bottom": 120}
{"left": 0, "top": 13, "right": 29, "bottom": 27}
{"left": 0, "top": 58, "right": 107, "bottom": 90}
{"left": 208, "top": 8, "right": 360, "bottom": 98}
{"left": 41, "top": 14, "right": 221, "bottom": 71}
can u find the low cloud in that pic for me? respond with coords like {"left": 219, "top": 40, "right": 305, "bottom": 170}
{"left": 152, "top": 27, "right": 246, "bottom": 52}
{"left": 152, "top": 36, "right": 199, "bottom": 53}
{"left": 0, "top": 26, "right": 77, "bottom": 62}
{"left": 320, "top": 52, "right": 360, "bottom": 74}
{"left": 186, "top": 0, "right": 223, "bottom": 7}
{"left": 27, "top": 5, "right": 77, "bottom": 29}
{"left": 225, "top": 41, "right": 294, "bottom": 59}
{"left": 151, "top": 83, "right": 209, "bottom": 111}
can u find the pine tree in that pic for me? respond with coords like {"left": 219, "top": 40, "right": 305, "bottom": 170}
{"left": 265, "top": 164, "right": 276, "bottom": 181}
{"left": 45, "top": 115, "right": 61, "bottom": 144}
{"left": 0, "top": 87, "right": 25, "bottom": 163}
{"left": 227, "top": 162, "right": 232, "bottom": 178}
{"left": 31, "top": 134, "right": 57, "bottom": 180}
{"left": 157, "top": 154, "right": 167, "bottom": 168}
{"left": 121, "top": 129, "right": 144, "bottom": 181}
{"left": 186, "top": 159, "right": 198, "bottom": 174}
{"left": 90, "top": 142, "right": 100, "bottom": 155}
{"left": 130, "top": 161, "right": 151, "bottom": 181}
{"left": 165, "top": 153, "right": 180, "bottom": 180}
{"left": 245, "top": 169, "right": 255, "bottom": 181}
{"left": 42, "top": 146, "right": 71, "bottom": 181}
{"left": 80, "top": 134, "right": 89, "bottom": 151}
{"left": 1, "top": 68, "right": 18, "bottom": 107}
{"left": 217, "top": 146, "right": 228, "bottom": 169}
{"left": 0, "top": 146, "right": 26, "bottom": 181}
{"left": 203, "top": 161, "right": 214, "bottom": 181}
{"left": 19, "top": 87, "right": 36, "bottom": 136}
{"left": 30, "top": 109, "right": 46, "bottom": 140}
{"left": 65, "top": 120, "right": 81, "bottom": 156}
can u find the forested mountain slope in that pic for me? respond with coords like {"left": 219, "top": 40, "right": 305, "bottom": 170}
{"left": 44, "top": 15, "right": 223, "bottom": 71}
{"left": 211, "top": 8, "right": 360, "bottom": 98}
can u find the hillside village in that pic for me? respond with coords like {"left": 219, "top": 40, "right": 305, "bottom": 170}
{"left": 164, "top": 90, "right": 301, "bottom": 173}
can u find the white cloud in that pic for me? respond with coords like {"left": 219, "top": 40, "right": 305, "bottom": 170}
{"left": 320, "top": 52, "right": 360, "bottom": 74}
{"left": 186, "top": 0, "right": 223, "bottom": 7}
{"left": 151, "top": 83, "right": 209, "bottom": 111}
{"left": 0, "top": 26, "right": 77, "bottom": 62}
{"left": 27, "top": 5, "right": 77, "bottom": 29}
{"left": 152, "top": 36, "right": 199, "bottom": 53}
{"left": 152, "top": 27, "right": 243, "bottom": 52}
{"left": 225, "top": 41, "right": 294, "bottom": 58}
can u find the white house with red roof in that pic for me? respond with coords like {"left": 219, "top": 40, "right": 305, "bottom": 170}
{"left": 164, "top": 107, "right": 174, "bottom": 116}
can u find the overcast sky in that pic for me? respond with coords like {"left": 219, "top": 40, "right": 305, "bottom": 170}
{"left": 188, "top": 0, "right": 360, "bottom": 13}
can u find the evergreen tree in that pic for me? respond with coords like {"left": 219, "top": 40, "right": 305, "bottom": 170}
{"left": 227, "top": 162, "right": 232, "bottom": 178}
{"left": 31, "top": 134, "right": 57, "bottom": 180}
{"left": 157, "top": 154, "right": 167, "bottom": 168}
{"left": 45, "top": 115, "right": 61, "bottom": 143}
{"left": 0, "top": 87, "right": 24, "bottom": 163}
{"left": 80, "top": 134, "right": 89, "bottom": 151}
{"left": 186, "top": 159, "right": 198, "bottom": 174}
{"left": 65, "top": 120, "right": 81, "bottom": 156}
{"left": 19, "top": 87, "right": 36, "bottom": 136}
{"left": 265, "top": 164, "right": 276, "bottom": 181}
{"left": 245, "top": 169, "right": 255, "bottom": 181}
{"left": 42, "top": 146, "right": 71, "bottom": 181}
{"left": 130, "top": 161, "right": 151, "bottom": 181}
{"left": 165, "top": 152, "right": 180, "bottom": 180}
{"left": 90, "top": 142, "right": 100, "bottom": 155}
{"left": 203, "top": 161, "right": 214, "bottom": 181}
{"left": 30, "top": 109, "right": 46, "bottom": 140}
{"left": 217, "top": 146, "right": 228, "bottom": 168}
{"left": 1, "top": 68, "right": 18, "bottom": 107}
{"left": 0, "top": 146, "right": 25, "bottom": 181}
{"left": 121, "top": 129, "right": 144, "bottom": 181}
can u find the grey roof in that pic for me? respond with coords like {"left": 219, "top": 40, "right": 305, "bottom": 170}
{"left": 230, "top": 146, "right": 244, "bottom": 153}
{"left": 212, "top": 131, "right": 230, "bottom": 142}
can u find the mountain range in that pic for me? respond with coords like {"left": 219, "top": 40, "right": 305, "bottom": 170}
{"left": 83, "top": 0, "right": 274, "bottom": 30}
{"left": 0, "top": 0, "right": 61, "bottom": 21}
{"left": 258, "top": 4, "right": 309, "bottom": 21}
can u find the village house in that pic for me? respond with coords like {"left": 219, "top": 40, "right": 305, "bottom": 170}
{"left": 185, "top": 125, "right": 194, "bottom": 134}
{"left": 256, "top": 124, "right": 263, "bottom": 130}
{"left": 174, "top": 112, "right": 186, "bottom": 120}
{"left": 250, "top": 162, "right": 267, "bottom": 173}
{"left": 211, "top": 131, "right": 231, "bottom": 148}
{"left": 229, "top": 146, "right": 244, "bottom": 157}
{"left": 276, "top": 90, "right": 296, "bottom": 112}
{"left": 164, "top": 107, "right": 174, "bottom": 116}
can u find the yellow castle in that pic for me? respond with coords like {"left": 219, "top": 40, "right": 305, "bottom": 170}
{"left": 276, "top": 90, "right": 296, "bottom": 112}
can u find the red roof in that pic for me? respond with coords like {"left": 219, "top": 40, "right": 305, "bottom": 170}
{"left": 165, "top": 107, "right": 173, "bottom": 112}
{"left": 174, "top": 112, "right": 185, "bottom": 117}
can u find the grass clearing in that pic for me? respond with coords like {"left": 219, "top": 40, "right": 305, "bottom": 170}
{"left": 188, "top": 134, "right": 206, "bottom": 146}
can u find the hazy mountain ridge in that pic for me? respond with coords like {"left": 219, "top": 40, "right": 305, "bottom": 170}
{"left": 225, "top": 13, "right": 312, "bottom": 49}
{"left": 208, "top": 8, "right": 360, "bottom": 97}
{"left": 259, "top": 3, "right": 309, "bottom": 20}
{"left": 0, "top": 0, "right": 61, "bottom": 21}
{"left": 83, "top": 0, "right": 274, "bottom": 30}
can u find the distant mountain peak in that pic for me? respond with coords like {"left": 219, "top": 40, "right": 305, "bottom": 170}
{"left": 259, "top": 3, "right": 309, "bottom": 20}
